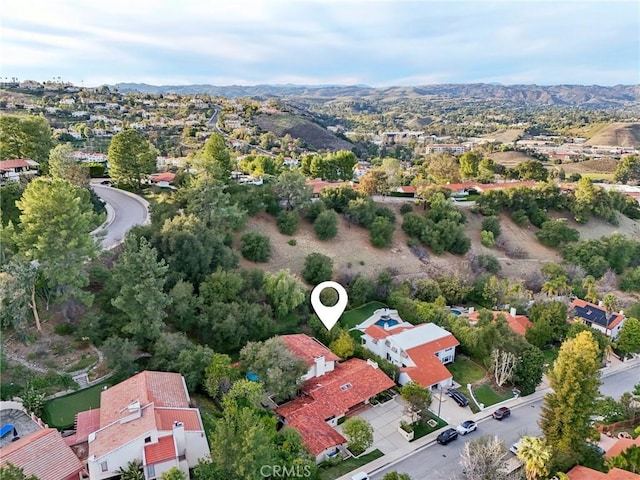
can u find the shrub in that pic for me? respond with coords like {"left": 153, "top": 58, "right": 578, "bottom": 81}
{"left": 399, "top": 203, "right": 413, "bottom": 215}
{"left": 287, "top": 239, "right": 297, "bottom": 246}
{"left": 402, "top": 212, "right": 426, "bottom": 237}
{"left": 480, "top": 230, "right": 495, "bottom": 248}
{"left": 511, "top": 209, "right": 529, "bottom": 226}
{"left": 471, "top": 253, "right": 501, "bottom": 274}
{"left": 314, "top": 209, "right": 339, "bottom": 240}
{"left": 620, "top": 266, "right": 640, "bottom": 292}
{"left": 240, "top": 231, "right": 271, "bottom": 262}
{"left": 535, "top": 219, "right": 580, "bottom": 247}
{"left": 375, "top": 206, "right": 396, "bottom": 224}
{"left": 303, "top": 253, "right": 334, "bottom": 284}
{"left": 53, "top": 323, "right": 76, "bottom": 336}
{"left": 305, "top": 201, "right": 326, "bottom": 222}
{"left": 481, "top": 215, "right": 501, "bottom": 237}
{"left": 342, "top": 417, "right": 374, "bottom": 455}
{"left": 276, "top": 211, "right": 299, "bottom": 235}
{"left": 370, "top": 216, "right": 394, "bottom": 248}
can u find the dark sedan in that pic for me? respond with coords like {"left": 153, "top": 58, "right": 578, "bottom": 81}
{"left": 436, "top": 428, "right": 459, "bottom": 445}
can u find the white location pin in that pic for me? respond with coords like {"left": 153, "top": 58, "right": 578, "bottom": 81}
{"left": 311, "top": 281, "right": 348, "bottom": 331}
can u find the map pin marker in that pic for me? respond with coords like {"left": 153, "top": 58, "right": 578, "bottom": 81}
{"left": 311, "top": 281, "right": 348, "bottom": 331}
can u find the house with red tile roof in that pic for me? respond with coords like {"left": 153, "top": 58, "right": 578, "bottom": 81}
{"left": 0, "top": 428, "right": 85, "bottom": 480}
{"left": 570, "top": 298, "right": 627, "bottom": 340}
{"left": 275, "top": 334, "right": 395, "bottom": 463}
{"left": 0, "top": 159, "right": 39, "bottom": 184}
{"left": 149, "top": 172, "right": 176, "bottom": 188}
{"left": 566, "top": 465, "right": 640, "bottom": 480}
{"left": 79, "top": 371, "right": 209, "bottom": 480}
{"left": 604, "top": 434, "right": 640, "bottom": 461}
{"left": 357, "top": 309, "right": 460, "bottom": 390}
{"left": 465, "top": 307, "right": 532, "bottom": 336}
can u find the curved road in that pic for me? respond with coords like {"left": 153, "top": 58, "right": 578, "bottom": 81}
{"left": 91, "top": 184, "right": 149, "bottom": 250}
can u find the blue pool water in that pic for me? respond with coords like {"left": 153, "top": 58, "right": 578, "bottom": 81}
{"left": 375, "top": 318, "right": 399, "bottom": 328}
{"left": 450, "top": 309, "right": 462, "bottom": 316}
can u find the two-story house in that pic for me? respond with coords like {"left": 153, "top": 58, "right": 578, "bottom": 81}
{"left": 275, "top": 334, "right": 395, "bottom": 463}
{"left": 77, "top": 371, "right": 210, "bottom": 480}
{"left": 570, "top": 298, "right": 626, "bottom": 340}
{"left": 358, "top": 309, "right": 460, "bottom": 390}
{"left": 0, "top": 159, "right": 39, "bottom": 184}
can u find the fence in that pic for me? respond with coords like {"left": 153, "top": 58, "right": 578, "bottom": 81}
{"left": 596, "top": 418, "right": 640, "bottom": 434}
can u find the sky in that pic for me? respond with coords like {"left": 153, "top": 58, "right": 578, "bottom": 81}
{"left": 2, "top": 0, "right": 639, "bottom": 87}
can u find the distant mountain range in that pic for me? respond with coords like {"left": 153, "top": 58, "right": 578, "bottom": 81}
{"left": 112, "top": 83, "right": 640, "bottom": 108}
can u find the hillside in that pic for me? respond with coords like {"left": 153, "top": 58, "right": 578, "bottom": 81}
{"left": 488, "top": 151, "right": 538, "bottom": 167}
{"left": 585, "top": 122, "right": 640, "bottom": 147}
{"left": 113, "top": 83, "right": 640, "bottom": 108}
{"left": 253, "top": 113, "right": 353, "bottom": 151}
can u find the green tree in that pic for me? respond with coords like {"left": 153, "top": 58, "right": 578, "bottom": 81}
{"left": 21, "top": 381, "right": 45, "bottom": 417}
{"left": 277, "top": 211, "right": 299, "bottom": 235}
{"left": 303, "top": 253, "right": 333, "bottom": 284}
{"left": 274, "top": 171, "right": 312, "bottom": 211}
{"left": 459, "top": 151, "right": 481, "bottom": 178}
{"left": 481, "top": 215, "right": 501, "bottom": 238}
{"left": 620, "top": 267, "right": 640, "bottom": 292}
{"left": 111, "top": 235, "right": 170, "bottom": 348}
{"left": 480, "top": 230, "right": 495, "bottom": 248}
{"left": 342, "top": 417, "right": 374, "bottom": 455}
{"left": 0, "top": 463, "right": 40, "bottom": 480}
{"left": 400, "top": 381, "right": 432, "bottom": 423}
{"left": 517, "top": 436, "right": 552, "bottom": 480}
{"left": 117, "top": 460, "right": 143, "bottom": 480}
{"left": 535, "top": 219, "right": 580, "bottom": 247}
{"left": 425, "top": 153, "right": 461, "bottom": 184}
{"left": 102, "top": 336, "right": 139, "bottom": 377}
{"left": 370, "top": 216, "right": 394, "bottom": 248}
{"left": 15, "top": 178, "right": 99, "bottom": 310}
{"left": 263, "top": 270, "right": 306, "bottom": 319}
{"left": 197, "top": 133, "right": 234, "bottom": 181}
{"left": 526, "top": 301, "right": 568, "bottom": 347}
{"left": 160, "top": 468, "right": 187, "bottom": 480}
{"left": 348, "top": 275, "right": 375, "bottom": 307}
{"left": 358, "top": 168, "right": 389, "bottom": 195}
{"left": 313, "top": 209, "right": 339, "bottom": 240}
{"left": 49, "top": 144, "right": 89, "bottom": 187}
{"left": 175, "top": 344, "right": 214, "bottom": 391}
{"left": 329, "top": 330, "right": 355, "bottom": 359}
{"left": 0, "top": 115, "right": 53, "bottom": 167}
{"left": 512, "top": 344, "right": 545, "bottom": 395}
{"left": 0, "top": 261, "right": 41, "bottom": 332}
{"left": 107, "top": 129, "right": 157, "bottom": 189}
{"left": 240, "top": 231, "right": 271, "bottom": 262}
{"left": 607, "top": 445, "right": 640, "bottom": 474}
{"left": 204, "top": 353, "right": 236, "bottom": 399}
{"left": 614, "top": 154, "right": 640, "bottom": 184}
{"left": 616, "top": 317, "right": 640, "bottom": 355}
{"left": 320, "top": 185, "right": 360, "bottom": 213}
{"left": 240, "top": 337, "right": 308, "bottom": 401}
{"left": 540, "top": 331, "right": 601, "bottom": 470}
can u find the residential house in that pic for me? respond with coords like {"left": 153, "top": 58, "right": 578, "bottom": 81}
{"left": 425, "top": 144, "right": 467, "bottom": 155}
{"left": 149, "top": 172, "right": 177, "bottom": 189}
{"left": 566, "top": 465, "right": 639, "bottom": 480}
{"left": 604, "top": 434, "right": 640, "bottom": 462}
{"left": 80, "top": 371, "right": 209, "bottom": 480}
{"left": 465, "top": 307, "right": 532, "bottom": 336}
{"left": 0, "top": 159, "right": 39, "bottom": 184}
{"left": 0, "top": 428, "right": 86, "bottom": 480}
{"left": 275, "top": 334, "right": 395, "bottom": 463}
{"left": 357, "top": 309, "right": 460, "bottom": 390}
{"left": 570, "top": 298, "right": 626, "bottom": 340}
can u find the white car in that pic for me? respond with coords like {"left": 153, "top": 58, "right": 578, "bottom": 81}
{"left": 456, "top": 420, "right": 477, "bottom": 435}
{"left": 510, "top": 439, "right": 523, "bottom": 455}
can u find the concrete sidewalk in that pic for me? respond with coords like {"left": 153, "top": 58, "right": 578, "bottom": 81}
{"left": 336, "top": 355, "right": 640, "bottom": 480}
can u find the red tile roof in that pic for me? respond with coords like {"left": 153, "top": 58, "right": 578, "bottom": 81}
{"left": 275, "top": 358, "right": 394, "bottom": 456}
{"left": 0, "top": 159, "right": 34, "bottom": 171}
{"left": 466, "top": 310, "right": 532, "bottom": 336}
{"left": 64, "top": 408, "right": 101, "bottom": 446}
{"left": 155, "top": 408, "right": 203, "bottom": 432}
{"left": 567, "top": 465, "right": 640, "bottom": 480}
{"left": 364, "top": 324, "right": 413, "bottom": 340}
{"left": 397, "top": 186, "right": 416, "bottom": 194}
{"left": 150, "top": 172, "right": 176, "bottom": 183}
{"left": 281, "top": 334, "right": 340, "bottom": 366}
{"left": 604, "top": 435, "right": 640, "bottom": 459}
{"left": 144, "top": 435, "right": 177, "bottom": 465}
{"left": 307, "top": 179, "right": 355, "bottom": 195}
{"left": 400, "top": 335, "right": 459, "bottom": 388}
{"left": 0, "top": 428, "right": 85, "bottom": 480}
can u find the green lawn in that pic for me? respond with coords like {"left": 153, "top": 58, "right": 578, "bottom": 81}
{"left": 411, "top": 411, "right": 448, "bottom": 441}
{"left": 447, "top": 357, "right": 486, "bottom": 386}
{"left": 43, "top": 382, "right": 107, "bottom": 429}
{"left": 340, "top": 301, "right": 388, "bottom": 329}
{"left": 473, "top": 384, "right": 515, "bottom": 408}
{"left": 319, "top": 450, "right": 384, "bottom": 480}
{"left": 542, "top": 347, "right": 559, "bottom": 371}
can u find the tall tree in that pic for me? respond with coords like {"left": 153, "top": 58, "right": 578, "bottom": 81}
{"left": 49, "top": 144, "right": 89, "bottom": 187}
{"left": 342, "top": 417, "right": 374, "bottom": 455}
{"left": 273, "top": 170, "right": 312, "bottom": 211}
{"left": 0, "top": 463, "right": 40, "bottom": 480}
{"left": 491, "top": 349, "right": 517, "bottom": 387}
{"left": 614, "top": 154, "right": 640, "bottom": 184}
{"left": 0, "top": 115, "right": 53, "bottom": 167}
{"left": 400, "top": 381, "right": 432, "bottom": 423}
{"left": 517, "top": 436, "right": 552, "bottom": 480}
{"left": 539, "top": 330, "right": 601, "bottom": 470}
{"left": 197, "top": 133, "right": 234, "bottom": 181}
{"left": 204, "top": 352, "right": 237, "bottom": 399}
{"left": 107, "top": 129, "right": 158, "bottom": 189}
{"left": 616, "top": 317, "right": 640, "bottom": 356}
{"left": 459, "top": 151, "right": 481, "bottom": 179}
{"left": 111, "top": 235, "right": 171, "bottom": 348}
{"left": 359, "top": 168, "right": 389, "bottom": 195}
{"left": 0, "top": 261, "right": 41, "bottom": 332}
{"left": 459, "top": 435, "right": 509, "bottom": 480}
{"left": 15, "top": 178, "right": 99, "bottom": 311}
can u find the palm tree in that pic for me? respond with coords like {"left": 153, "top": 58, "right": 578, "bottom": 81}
{"left": 582, "top": 275, "right": 598, "bottom": 303}
{"left": 542, "top": 276, "right": 570, "bottom": 298}
{"left": 117, "top": 461, "right": 143, "bottom": 480}
{"left": 517, "top": 436, "right": 552, "bottom": 480}
{"left": 602, "top": 293, "right": 619, "bottom": 324}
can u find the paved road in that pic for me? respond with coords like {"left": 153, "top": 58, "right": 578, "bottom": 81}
{"left": 91, "top": 184, "right": 149, "bottom": 249}
{"left": 371, "top": 366, "right": 638, "bottom": 480}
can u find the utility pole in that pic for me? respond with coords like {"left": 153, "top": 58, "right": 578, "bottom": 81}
{"left": 437, "top": 385, "right": 443, "bottom": 418}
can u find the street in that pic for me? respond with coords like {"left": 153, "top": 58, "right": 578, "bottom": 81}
{"left": 371, "top": 366, "right": 639, "bottom": 480}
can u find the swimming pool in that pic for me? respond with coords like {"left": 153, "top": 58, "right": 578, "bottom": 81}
{"left": 450, "top": 309, "right": 462, "bottom": 316}
{"left": 375, "top": 318, "right": 399, "bottom": 328}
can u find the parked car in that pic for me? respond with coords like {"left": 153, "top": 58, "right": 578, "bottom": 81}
{"left": 456, "top": 420, "right": 477, "bottom": 435}
{"left": 492, "top": 406, "right": 511, "bottom": 420}
{"left": 350, "top": 473, "right": 369, "bottom": 480}
{"left": 437, "top": 428, "right": 459, "bottom": 445}
{"left": 510, "top": 438, "right": 522, "bottom": 454}
{"left": 447, "top": 388, "right": 469, "bottom": 407}
{"left": 100, "top": 180, "right": 112, "bottom": 186}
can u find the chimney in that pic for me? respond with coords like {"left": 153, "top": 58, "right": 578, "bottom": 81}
{"left": 172, "top": 422, "right": 186, "bottom": 459}
{"left": 510, "top": 307, "right": 517, "bottom": 317}
{"left": 468, "top": 307, "right": 475, "bottom": 314}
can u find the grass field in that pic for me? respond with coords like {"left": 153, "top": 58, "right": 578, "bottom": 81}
{"left": 340, "top": 301, "right": 388, "bottom": 329}
{"left": 319, "top": 449, "right": 384, "bottom": 480}
{"left": 43, "top": 383, "right": 106, "bottom": 429}
{"left": 411, "top": 410, "right": 448, "bottom": 441}
{"left": 448, "top": 357, "right": 486, "bottom": 386}
{"left": 473, "top": 384, "right": 515, "bottom": 408}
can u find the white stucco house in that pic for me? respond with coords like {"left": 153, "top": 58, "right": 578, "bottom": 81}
{"left": 79, "top": 371, "right": 209, "bottom": 480}
{"left": 357, "top": 309, "right": 460, "bottom": 390}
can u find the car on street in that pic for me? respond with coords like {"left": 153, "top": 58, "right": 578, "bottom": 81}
{"left": 492, "top": 406, "right": 511, "bottom": 420}
{"left": 510, "top": 438, "right": 522, "bottom": 454}
{"left": 436, "top": 428, "right": 459, "bottom": 445}
{"left": 456, "top": 420, "right": 477, "bottom": 435}
{"left": 446, "top": 387, "right": 469, "bottom": 407}
{"left": 100, "top": 180, "right": 112, "bottom": 186}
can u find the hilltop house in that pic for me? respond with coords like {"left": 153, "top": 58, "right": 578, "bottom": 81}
{"left": 275, "top": 334, "right": 395, "bottom": 463}
{"left": 570, "top": 298, "right": 626, "bottom": 340}
{"left": 75, "top": 371, "right": 209, "bottom": 480}
{"left": 465, "top": 307, "right": 533, "bottom": 336}
{"left": 357, "top": 309, "right": 459, "bottom": 390}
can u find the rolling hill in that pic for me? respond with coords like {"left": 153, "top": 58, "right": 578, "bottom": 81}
{"left": 585, "top": 122, "right": 640, "bottom": 147}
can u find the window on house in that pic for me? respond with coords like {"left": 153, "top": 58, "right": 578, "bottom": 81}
{"left": 100, "top": 462, "right": 108, "bottom": 472}
{"left": 340, "top": 383, "right": 352, "bottom": 391}
{"left": 144, "top": 436, "right": 151, "bottom": 443}
{"left": 147, "top": 465, "right": 155, "bottom": 479}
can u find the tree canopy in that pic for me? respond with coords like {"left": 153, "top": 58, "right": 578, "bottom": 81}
{"left": 107, "top": 129, "right": 158, "bottom": 189}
